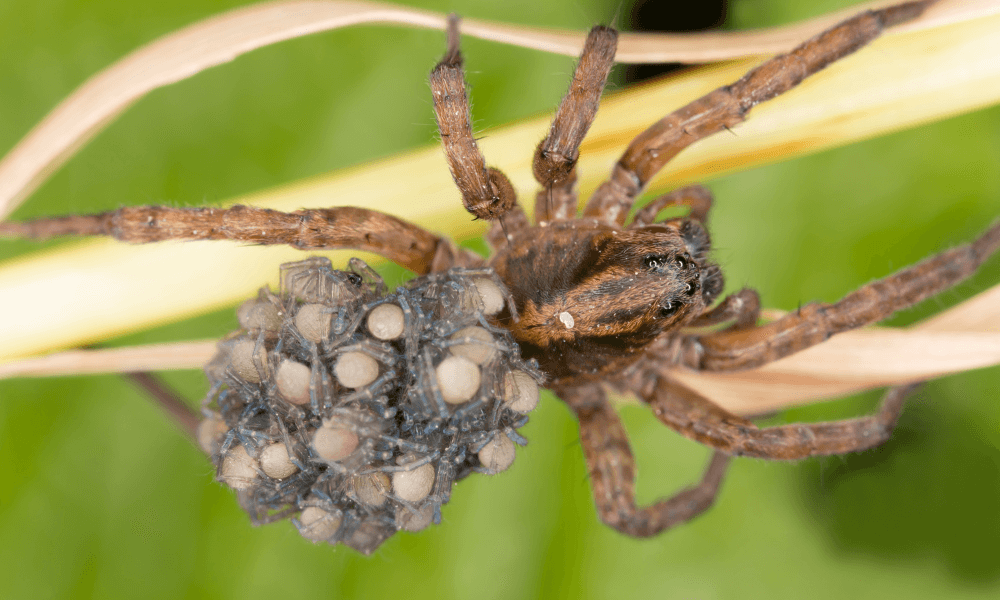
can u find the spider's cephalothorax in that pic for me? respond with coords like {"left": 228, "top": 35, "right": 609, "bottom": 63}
{"left": 492, "top": 217, "right": 722, "bottom": 383}
{"left": 4, "top": 0, "right": 999, "bottom": 544}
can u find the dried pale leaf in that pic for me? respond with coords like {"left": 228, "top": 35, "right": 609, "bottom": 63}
{"left": 917, "top": 284, "right": 1000, "bottom": 332}
{"left": 0, "top": 341, "right": 218, "bottom": 380}
{"left": 669, "top": 330, "right": 1000, "bottom": 414}
{"left": 4, "top": 284, "right": 999, "bottom": 417}
{"left": 615, "top": 0, "right": 1000, "bottom": 63}
{"left": 0, "top": 0, "right": 991, "bottom": 220}
{"left": 1, "top": 7, "right": 998, "bottom": 364}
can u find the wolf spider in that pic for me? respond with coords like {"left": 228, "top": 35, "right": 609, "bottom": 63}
{"left": 2, "top": 0, "right": 998, "bottom": 538}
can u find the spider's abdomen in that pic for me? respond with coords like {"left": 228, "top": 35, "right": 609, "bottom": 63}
{"left": 490, "top": 221, "right": 706, "bottom": 383}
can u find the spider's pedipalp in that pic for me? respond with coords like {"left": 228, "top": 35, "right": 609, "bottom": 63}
{"left": 629, "top": 185, "right": 713, "bottom": 228}
{"left": 584, "top": 0, "right": 937, "bottom": 226}
{"left": 689, "top": 287, "right": 760, "bottom": 330}
{"left": 430, "top": 14, "right": 518, "bottom": 223}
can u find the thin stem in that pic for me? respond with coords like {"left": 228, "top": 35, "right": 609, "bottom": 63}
{"left": 123, "top": 371, "right": 200, "bottom": 442}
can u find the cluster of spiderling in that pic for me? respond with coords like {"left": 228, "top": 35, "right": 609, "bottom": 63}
{"left": 197, "top": 257, "right": 542, "bottom": 554}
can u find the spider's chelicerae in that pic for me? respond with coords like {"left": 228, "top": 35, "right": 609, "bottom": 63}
{"left": 2, "top": 0, "right": 998, "bottom": 552}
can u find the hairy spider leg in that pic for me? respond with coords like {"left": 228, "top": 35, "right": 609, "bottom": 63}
{"left": 429, "top": 14, "right": 518, "bottom": 225}
{"left": 583, "top": 1, "right": 935, "bottom": 226}
{"left": 0, "top": 205, "right": 474, "bottom": 275}
{"left": 562, "top": 383, "right": 731, "bottom": 537}
{"left": 618, "top": 221, "right": 998, "bottom": 469}
{"left": 689, "top": 221, "right": 1000, "bottom": 371}
{"left": 531, "top": 25, "right": 617, "bottom": 224}
{"left": 688, "top": 289, "right": 761, "bottom": 329}
{"left": 579, "top": 361, "right": 914, "bottom": 531}
{"left": 1, "top": 15, "right": 534, "bottom": 275}
{"left": 645, "top": 379, "right": 917, "bottom": 460}
{"left": 484, "top": 24, "right": 616, "bottom": 246}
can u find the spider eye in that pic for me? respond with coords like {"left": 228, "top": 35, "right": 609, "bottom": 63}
{"left": 643, "top": 255, "right": 668, "bottom": 271}
{"left": 659, "top": 301, "right": 682, "bottom": 318}
{"left": 676, "top": 255, "right": 690, "bottom": 270}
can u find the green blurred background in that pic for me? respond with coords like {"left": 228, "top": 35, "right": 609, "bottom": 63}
{"left": 1, "top": 0, "right": 999, "bottom": 598}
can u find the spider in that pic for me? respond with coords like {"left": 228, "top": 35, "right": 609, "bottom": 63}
{"left": 1, "top": 0, "right": 998, "bottom": 548}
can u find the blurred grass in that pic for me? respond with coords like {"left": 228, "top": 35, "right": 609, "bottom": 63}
{"left": 0, "top": 1, "right": 998, "bottom": 599}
